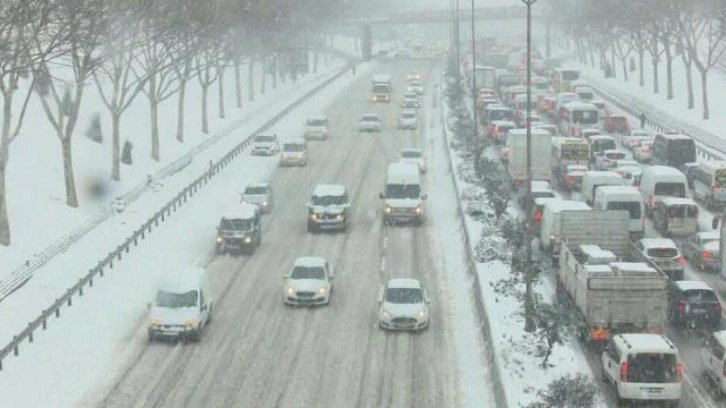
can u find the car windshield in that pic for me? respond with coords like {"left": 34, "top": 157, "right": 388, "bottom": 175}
{"left": 594, "top": 140, "right": 616, "bottom": 151}
{"left": 244, "top": 186, "right": 267, "bottom": 195}
{"left": 290, "top": 266, "right": 325, "bottom": 280}
{"left": 155, "top": 290, "right": 197, "bottom": 308}
{"left": 683, "top": 289, "right": 717, "bottom": 302}
{"left": 625, "top": 353, "right": 678, "bottom": 383}
{"left": 385, "top": 184, "right": 420, "bottom": 199}
{"left": 373, "top": 84, "right": 389, "bottom": 93}
{"left": 646, "top": 247, "right": 678, "bottom": 258}
{"left": 311, "top": 194, "right": 346, "bottom": 206}
{"left": 667, "top": 205, "right": 698, "bottom": 218}
{"left": 220, "top": 218, "right": 253, "bottom": 230}
{"left": 362, "top": 115, "right": 379, "bottom": 122}
{"left": 255, "top": 135, "right": 275, "bottom": 143}
{"left": 306, "top": 119, "right": 327, "bottom": 126}
{"left": 283, "top": 143, "right": 305, "bottom": 152}
{"left": 606, "top": 201, "right": 641, "bottom": 219}
{"left": 654, "top": 182, "right": 686, "bottom": 197}
{"left": 401, "top": 112, "right": 416, "bottom": 119}
{"left": 385, "top": 287, "right": 423, "bottom": 304}
{"left": 401, "top": 151, "right": 421, "bottom": 159}
{"left": 572, "top": 109, "right": 598, "bottom": 124}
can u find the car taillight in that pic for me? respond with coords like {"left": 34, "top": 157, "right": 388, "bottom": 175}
{"left": 701, "top": 249, "right": 712, "bottom": 259}
{"left": 675, "top": 256, "right": 685, "bottom": 266}
{"left": 648, "top": 195, "right": 654, "bottom": 206}
{"left": 722, "top": 361, "right": 726, "bottom": 377}
{"left": 712, "top": 184, "right": 718, "bottom": 192}
{"left": 714, "top": 302, "right": 722, "bottom": 316}
{"left": 619, "top": 362, "right": 627, "bottom": 382}
{"left": 677, "top": 300, "right": 686, "bottom": 316}
{"left": 564, "top": 175, "right": 573, "bottom": 184}
{"left": 532, "top": 211, "right": 542, "bottom": 221}
{"left": 676, "top": 363, "right": 683, "bottom": 383}
{"left": 641, "top": 217, "right": 646, "bottom": 229}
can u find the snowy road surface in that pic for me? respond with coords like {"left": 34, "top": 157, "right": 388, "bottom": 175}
{"left": 87, "top": 60, "right": 477, "bottom": 408}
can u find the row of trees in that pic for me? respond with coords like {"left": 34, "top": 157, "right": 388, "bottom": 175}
{"left": 0, "top": 0, "right": 343, "bottom": 246}
{"left": 550, "top": 0, "right": 726, "bottom": 120}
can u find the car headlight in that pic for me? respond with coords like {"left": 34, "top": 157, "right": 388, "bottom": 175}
{"left": 414, "top": 206, "right": 422, "bottom": 214}
{"left": 385, "top": 206, "right": 392, "bottom": 214}
{"left": 382, "top": 310, "right": 391, "bottom": 319}
{"left": 149, "top": 318, "right": 159, "bottom": 326}
{"left": 310, "top": 213, "right": 318, "bottom": 220}
{"left": 318, "top": 287, "right": 328, "bottom": 295}
{"left": 286, "top": 287, "right": 295, "bottom": 296}
{"left": 185, "top": 318, "right": 196, "bottom": 327}
{"left": 417, "top": 310, "right": 427, "bottom": 320}
{"left": 336, "top": 214, "right": 343, "bottom": 220}
{"left": 244, "top": 236, "right": 252, "bottom": 243}
{"left": 262, "top": 201, "right": 268, "bottom": 207}
{"left": 216, "top": 236, "right": 223, "bottom": 243}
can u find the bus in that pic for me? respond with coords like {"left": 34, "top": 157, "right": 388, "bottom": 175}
{"left": 550, "top": 68, "right": 581, "bottom": 92}
{"left": 558, "top": 101, "right": 599, "bottom": 138}
{"left": 652, "top": 133, "right": 696, "bottom": 168}
{"left": 474, "top": 65, "right": 496, "bottom": 92}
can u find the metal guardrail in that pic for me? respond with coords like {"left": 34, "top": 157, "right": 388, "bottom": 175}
{"left": 0, "top": 61, "right": 350, "bottom": 304}
{"left": 0, "top": 61, "right": 358, "bottom": 371}
{"left": 583, "top": 73, "right": 726, "bottom": 162}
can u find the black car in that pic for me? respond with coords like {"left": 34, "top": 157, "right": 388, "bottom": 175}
{"left": 215, "top": 203, "right": 262, "bottom": 255}
{"left": 668, "top": 280, "right": 721, "bottom": 330}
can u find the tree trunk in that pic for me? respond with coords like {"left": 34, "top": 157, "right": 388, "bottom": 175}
{"left": 61, "top": 137, "right": 78, "bottom": 207}
{"left": 201, "top": 84, "right": 209, "bottom": 134}
{"left": 218, "top": 66, "right": 225, "bottom": 119}
{"left": 111, "top": 112, "right": 121, "bottom": 181}
{"left": 0, "top": 162, "right": 8, "bottom": 245}
{"left": 664, "top": 40, "right": 674, "bottom": 100}
{"left": 271, "top": 56, "right": 277, "bottom": 89}
{"left": 611, "top": 52, "right": 617, "bottom": 79}
{"left": 150, "top": 97, "right": 160, "bottom": 160}
{"left": 234, "top": 62, "right": 242, "bottom": 108}
{"left": 176, "top": 80, "right": 186, "bottom": 142}
{"left": 248, "top": 58, "right": 254, "bottom": 102}
{"left": 684, "top": 60, "right": 694, "bottom": 109}
{"left": 701, "top": 70, "right": 709, "bottom": 119}
{"left": 260, "top": 59, "right": 266, "bottom": 95}
{"left": 313, "top": 51, "right": 319, "bottom": 73}
{"left": 653, "top": 58, "right": 659, "bottom": 94}
{"left": 638, "top": 50, "right": 645, "bottom": 87}
{"left": 621, "top": 58, "right": 628, "bottom": 81}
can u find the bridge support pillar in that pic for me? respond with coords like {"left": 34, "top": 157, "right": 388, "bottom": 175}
{"left": 362, "top": 24, "right": 372, "bottom": 60}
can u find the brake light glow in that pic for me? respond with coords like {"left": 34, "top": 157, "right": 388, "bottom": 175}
{"left": 714, "top": 302, "right": 722, "bottom": 317}
{"left": 677, "top": 300, "right": 686, "bottom": 316}
{"left": 712, "top": 184, "right": 719, "bottom": 193}
{"left": 676, "top": 363, "right": 683, "bottom": 383}
{"left": 675, "top": 256, "right": 685, "bottom": 266}
{"left": 619, "top": 362, "right": 627, "bottom": 382}
{"left": 701, "top": 249, "right": 712, "bottom": 259}
{"left": 722, "top": 361, "right": 726, "bottom": 377}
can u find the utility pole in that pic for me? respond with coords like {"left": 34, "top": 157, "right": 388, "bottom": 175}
{"left": 470, "top": 0, "right": 477, "bottom": 143}
{"left": 522, "top": 0, "right": 537, "bottom": 333}
{"left": 454, "top": 0, "right": 460, "bottom": 86}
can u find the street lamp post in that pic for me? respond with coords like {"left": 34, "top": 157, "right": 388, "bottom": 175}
{"left": 522, "top": 0, "right": 537, "bottom": 333}
{"left": 470, "top": 0, "right": 477, "bottom": 139}
{"left": 455, "top": 0, "right": 460, "bottom": 86}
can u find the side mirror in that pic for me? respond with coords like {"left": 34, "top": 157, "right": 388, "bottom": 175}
{"left": 329, "top": 275, "right": 335, "bottom": 281}
{"left": 146, "top": 302, "right": 152, "bottom": 310}
{"left": 422, "top": 193, "right": 428, "bottom": 200}
{"left": 283, "top": 274, "right": 288, "bottom": 280}
{"left": 379, "top": 192, "right": 384, "bottom": 199}
{"left": 713, "top": 216, "right": 720, "bottom": 230}
{"left": 201, "top": 303, "right": 207, "bottom": 311}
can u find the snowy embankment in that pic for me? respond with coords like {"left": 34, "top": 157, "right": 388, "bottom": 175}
{"left": 0, "top": 50, "right": 353, "bottom": 288}
{"left": 440, "top": 81, "right": 606, "bottom": 406}
{"left": 0, "top": 58, "right": 364, "bottom": 366}
{"left": 0, "top": 58, "right": 378, "bottom": 408}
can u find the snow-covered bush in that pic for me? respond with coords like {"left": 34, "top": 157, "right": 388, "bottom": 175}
{"left": 121, "top": 140, "right": 133, "bottom": 165}
{"left": 525, "top": 374, "right": 599, "bottom": 408}
{"left": 85, "top": 112, "right": 103, "bottom": 143}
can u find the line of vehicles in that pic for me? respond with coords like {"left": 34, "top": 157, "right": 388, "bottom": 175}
{"left": 146, "top": 72, "right": 435, "bottom": 343}
{"left": 469, "top": 56, "right": 726, "bottom": 405}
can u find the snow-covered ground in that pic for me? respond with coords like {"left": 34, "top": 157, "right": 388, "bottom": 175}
{"left": 441, "top": 84, "right": 607, "bottom": 407}
{"left": 0, "top": 57, "right": 376, "bottom": 408}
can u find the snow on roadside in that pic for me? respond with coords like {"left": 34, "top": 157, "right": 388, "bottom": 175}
{"left": 440, "top": 84, "right": 607, "bottom": 407}
{"left": 0, "top": 59, "right": 378, "bottom": 408}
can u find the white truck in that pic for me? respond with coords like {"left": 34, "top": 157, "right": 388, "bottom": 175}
{"left": 557, "top": 210, "right": 670, "bottom": 344}
{"left": 505, "top": 128, "right": 551, "bottom": 185}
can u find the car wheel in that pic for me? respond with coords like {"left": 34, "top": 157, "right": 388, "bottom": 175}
{"left": 188, "top": 329, "right": 201, "bottom": 343}
{"left": 148, "top": 332, "right": 155, "bottom": 343}
{"left": 207, "top": 305, "right": 213, "bottom": 323}
{"left": 307, "top": 223, "right": 316, "bottom": 233}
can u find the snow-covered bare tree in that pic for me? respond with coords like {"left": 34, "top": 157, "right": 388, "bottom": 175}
{"left": 92, "top": 1, "right": 150, "bottom": 181}
{"left": 0, "top": 0, "right": 65, "bottom": 245}
{"left": 33, "top": 0, "right": 106, "bottom": 208}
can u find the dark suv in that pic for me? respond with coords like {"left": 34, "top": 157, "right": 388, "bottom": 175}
{"left": 215, "top": 203, "right": 262, "bottom": 255}
{"left": 307, "top": 184, "right": 350, "bottom": 233}
{"left": 668, "top": 280, "right": 722, "bottom": 330}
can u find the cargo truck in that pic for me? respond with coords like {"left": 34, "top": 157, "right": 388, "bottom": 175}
{"left": 556, "top": 210, "right": 670, "bottom": 343}
{"left": 505, "top": 128, "right": 551, "bottom": 186}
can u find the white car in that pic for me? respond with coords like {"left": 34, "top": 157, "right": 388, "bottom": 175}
{"left": 399, "top": 148, "right": 426, "bottom": 173}
{"left": 283, "top": 256, "right": 334, "bottom": 306}
{"left": 403, "top": 92, "right": 420, "bottom": 108}
{"left": 359, "top": 113, "right": 382, "bottom": 132}
{"left": 398, "top": 109, "right": 419, "bottom": 130}
{"left": 596, "top": 149, "right": 627, "bottom": 170}
{"left": 304, "top": 115, "right": 329, "bottom": 140}
{"left": 251, "top": 134, "right": 279, "bottom": 156}
{"left": 279, "top": 138, "right": 308, "bottom": 166}
{"left": 408, "top": 81, "right": 424, "bottom": 95}
{"left": 406, "top": 71, "right": 421, "bottom": 82}
{"left": 378, "top": 278, "right": 430, "bottom": 331}
{"left": 634, "top": 141, "right": 653, "bottom": 163}
{"left": 241, "top": 183, "right": 273, "bottom": 214}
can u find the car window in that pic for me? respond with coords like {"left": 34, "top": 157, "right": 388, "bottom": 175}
{"left": 646, "top": 247, "right": 677, "bottom": 257}
{"left": 155, "top": 290, "right": 198, "bottom": 308}
{"left": 220, "top": 218, "right": 253, "bottom": 230}
{"left": 385, "top": 288, "right": 423, "bottom": 304}
{"left": 283, "top": 143, "right": 305, "bottom": 152}
{"left": 311, "top": 194, "right": 347, "bottom": 206}
{"left": 401, "top": 151, "right": 421, "bottom": 159}
{"left": 625, "top": 353, "right": 677, "bottom": 383}
{"left": 683, "top": 289, "right": 717, "bottom": 302}
{"left": 244, "top": 186, "right": 268, "bottom": 195}
{"left": 290, "top": 266, "right": 326, "bottom": 280}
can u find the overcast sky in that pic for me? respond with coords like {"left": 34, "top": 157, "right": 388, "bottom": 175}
{"left": 394, "top": 0, "right": 525, "bottom": 10}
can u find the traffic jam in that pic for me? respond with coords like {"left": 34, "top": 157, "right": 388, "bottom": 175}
{"left": 464, "top": 46, "right": 726, "bottom": 406}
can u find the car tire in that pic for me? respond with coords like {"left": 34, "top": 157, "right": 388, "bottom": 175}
{"left": 307, "top": 223, "right": 316, "bottom": 233}
{"left": 188, "top": 329, "right": 200, "bottom": 343}
{"left": 148, "top": 332, "right": 155, "bottom": 343}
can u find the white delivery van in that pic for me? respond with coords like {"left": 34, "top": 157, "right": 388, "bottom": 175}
{"left": 581, "top": 171, "right": 626, "bottom": 206}
{"left": 380, "top": 163, "right": 427, "bottom": 225}
{"left": 602, "top": 334, "right": 682, "bottom": 406}
{"left": 593, "top": 185, "right": 645, "bottom": 240}
{"left": 147, "top": 268, "right": 214, "bottom": 343}
{"left": 639, "top": 165, "right": 687, "bottom": 214}
{"left": 539, "top": 199, "right": 591, "bottom": 257}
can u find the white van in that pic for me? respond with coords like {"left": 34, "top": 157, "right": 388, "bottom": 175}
{"left": 701, "top": 330, "right": 726, "bottom": 397}
{"left": 147, "top": 268, "right": 214, "bottom": 343}
{"left": 691, "top": 160, "right": 726, "bottom": 210}
{"left": 539, "top": 200, "right": 591, "bottom": 258}
{"left": 380, "top": 163, "right": 427, "bottom": 225}
{"left": 279, "top": 138, "right": 308, "bottom": 167}
{"left": 593, "top": 186, "right": 645, "bottom": 240}
{"left": 602, "top": 334, "right": 682, "bottom": 406}
{"left": 581, "top": 171, "right": 626, "bottom": 206}
{"left": 639, "top": 165, "right": 687, "bottom": 214}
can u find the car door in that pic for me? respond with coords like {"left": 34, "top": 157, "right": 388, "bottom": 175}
{"left": 601, "top": 340, "right": 619, "bottom": 383}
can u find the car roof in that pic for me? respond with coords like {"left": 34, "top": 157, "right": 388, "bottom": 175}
{"left": 658, "top": 197, "right": 696, "bottom": 206}
{"left": 294, "top": 256, "right": 327, "bottom": 267}
{"left": 307, "top": 115, "right": 327, "bottom": 121}
{"left": 401, "top": 147, "right": 422, "bottom": 154}
{"left": 246, "top": 182, "right": 269, "bottom": 190}
{"left": 674, "top": 280, "right": 713, "bottom": 292}
{"left": 696, "top": 231, "right": 720, "bottom": 240}
{"left": 596, "top": 185, "right": 640, "bottom": 195}
{"left": 361, "top": 113, "right": 380, "bottom": 119}
{"left": 313, "top": 184, "right": 346, "bottom": 196}
{"left": 386, "top": 278, "right": 422, "bottom": 289}
{"left": 491, "top": 120, "right": 515, "bottom": 126}
{"left": 401, "top": 109, "right": 417, "bottom": 115}
{"left": 159, "top": 268, "right": 206, "bottom": 292}
{"left": 613, "top": 333, "right": 677, "bottom": 353}
{"left": 283, "top": 138, "right": 306, "bottom": 144}
{"left": 530, "top": 180, "right": 552, "bottom": 191}
{"left": 712, "top": 331, "right": 726, "bottom": 347}
{"left": 254, "top": 133, "right": 276, "bottom": 139}
{"left": 223, "top": 202, "right": 259, "bottom": 220}
{"left": 589, "top": 135, "right": 615, "bottom": 141}
{"left": 643, "top": 165, "right": 684, "bottom": 176}
{"left": 639, "top": 238, "right": 677, "bottom": 249}
{"left": 545, "top": 200, "right": 590, "bottom": 212}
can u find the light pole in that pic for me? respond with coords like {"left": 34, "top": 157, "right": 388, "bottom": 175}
{"left": 470, "top": 0, "right": 477, "bottom": 140}
{"left": 522, "top": 0, "right": 537, "bottom": 333}
{"left": 455, "top": 0, "right": 460, "bottom": 86}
